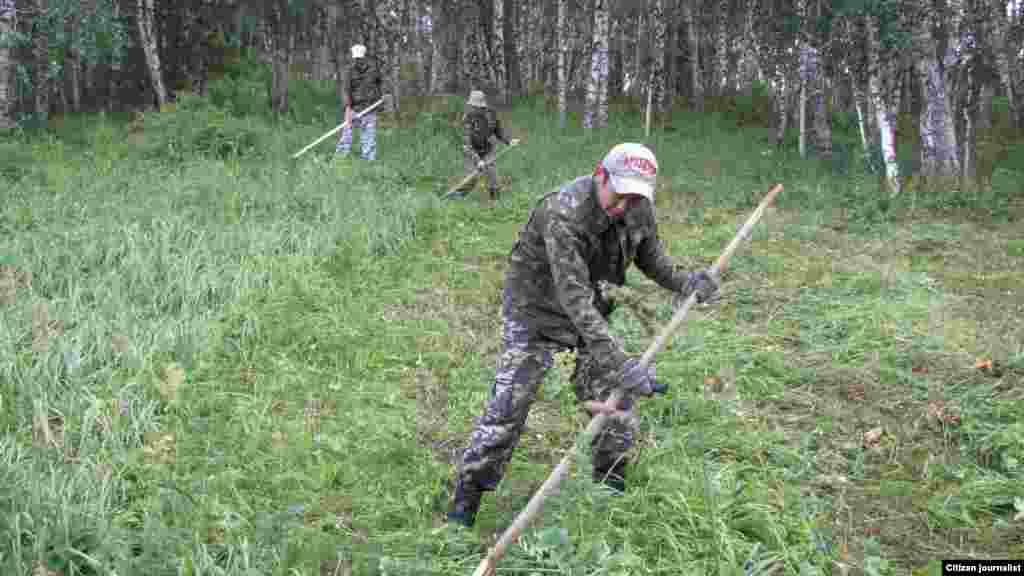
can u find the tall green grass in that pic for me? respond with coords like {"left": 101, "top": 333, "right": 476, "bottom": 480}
{"left": 1, "top": 77, "right": 1021, "bottom": 575}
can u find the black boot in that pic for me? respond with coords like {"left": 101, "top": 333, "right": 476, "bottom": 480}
{"left": 593, "top": 459, "right": 627, "bottom": 494}
{"left": 447, "top": 481, "right": 483, "bottom": 528}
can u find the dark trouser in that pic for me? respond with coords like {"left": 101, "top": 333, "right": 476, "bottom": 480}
{"left": 454, "top": 296, "right": 637, "bottom": 501}
{"left": 455, "top": 147, "right": 499, "bottom": 200}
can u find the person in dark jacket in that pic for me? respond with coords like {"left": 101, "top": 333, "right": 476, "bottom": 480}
{"left": 452, "top": 90, "right": 519, "bottom": 202}
{"left": 446, "top": 143, "right": 719, "bottom": 528}
{"left": 336, "top": 44, "right": 382, "bottom": 161}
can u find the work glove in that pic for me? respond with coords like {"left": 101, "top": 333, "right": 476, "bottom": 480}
{"left": 510, "top": 138, "right": 520, "bottom": 146}
{"left": 673, "top": 269, "right": 719, "bottom": 308}
{"left": 618, "top": 358, "right": 669, "bottom": 397}
{"left": 476, "top": 159, "right": 487, "bottom": 171}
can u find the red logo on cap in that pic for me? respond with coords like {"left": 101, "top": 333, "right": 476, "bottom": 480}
{"left": 623, "top": 155, "right": 656, "bottom": 176}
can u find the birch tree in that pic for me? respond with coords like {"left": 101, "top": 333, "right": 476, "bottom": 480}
{"left": 584, "top": 0, "right": 610, "bottom": 129}
{"left": 868, "top": 12, "right": 902, "bottom": 195}
{"left": 0, "top": 0, "right": 14, "bottom": 128}
{"left": 136, "top": 0, "right": 167, "bottom": 108}
{"left": 31, "top": 0, "right": 49, "bottom": 119}
{"left": 502, "top": 0, "right": 520, "bottom": 98}
{"left": 715, "top": 0, "right": 728, "bottom": 94}
{"left": 557, "top": 0, "right": 567, "bottom": 128}
{"left": 492, "top": 0, "right": 506, "bottom": 104}
{"left": 914, "top": 0, "right": 960, "bottom": 179}
{"left": 990, "top": 0, "right": 1020, "bottom": 127}
{"left": 682, "top": 0, "right": 703, "bottom": 111}
{"left": 650, "top": 0, "right": 667, "bottom": 112}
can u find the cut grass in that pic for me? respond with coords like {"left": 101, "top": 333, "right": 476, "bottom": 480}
{"left": 1, "top": 89, "right": 1022, "bottom": 575}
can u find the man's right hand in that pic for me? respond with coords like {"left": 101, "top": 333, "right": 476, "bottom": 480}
{"left": 618, "top": 358, "right": 668, "bottom": 397}
{"left": 476, "top": 159, "right": 486, "bottom": 171}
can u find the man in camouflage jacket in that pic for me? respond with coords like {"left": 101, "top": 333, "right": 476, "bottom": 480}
{"left": 447, "top": 143, "right": 719, "bottom": 528}
{"left": 336, "top": 44, "right": 382, "bottom": 161}
{"left": 453, "top": 90, "right": 519, "bottom": 201}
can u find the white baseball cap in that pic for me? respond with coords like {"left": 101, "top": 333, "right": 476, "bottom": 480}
{"left": 601, "top": 143, "right": 658, "bottom": 203}
{"left": 351, "top": 44, "right": 366, "bottom": 59}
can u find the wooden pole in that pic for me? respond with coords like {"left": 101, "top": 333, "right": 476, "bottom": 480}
{"left": 441, "top": 141, "right": 520, "bottom": 200}
{"left": 469, "top": 183, "right": 785, "bottom": 576}
{"left": 290, "top": 98, "right": 386, "bottom": 159}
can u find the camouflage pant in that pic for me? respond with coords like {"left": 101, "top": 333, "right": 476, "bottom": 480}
{"left": 336, "top": 111, "right": 377, "bottom": 160}
{"left": 455, "top": 147, "right": 498, "bottom": 196}
{"left": 456, "top": 300, "right": 637, "bottom": 493}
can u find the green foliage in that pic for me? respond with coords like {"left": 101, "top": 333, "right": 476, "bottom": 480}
{"left": 2, "top": 0, "right": 130, "bottom": 124}
{"left": 136, "top": 93, "right": 269, "bottom": 164}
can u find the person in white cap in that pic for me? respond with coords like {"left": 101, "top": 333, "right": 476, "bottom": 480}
{"left": 446, "top": 142, "right": 719, "bottom": 528}
{"left": 452, "top": 89, "right": 519, "bottom": 202}
{"left": 336, "top": 43, "right": 382, "bottom": 161}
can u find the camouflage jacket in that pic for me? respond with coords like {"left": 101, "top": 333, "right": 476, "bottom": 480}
{"left": 463, "top": 105, "right": 508, "bottom": 156}
{"left": 504, "top": 175, "right": 692, "bottom": 375}
{"left": 347, "top": 59, "right": 382, "bottom": 109}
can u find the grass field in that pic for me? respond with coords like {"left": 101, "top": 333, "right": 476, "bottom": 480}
{"left": 1, "top": 85, "right": 1023, "bottom": 576}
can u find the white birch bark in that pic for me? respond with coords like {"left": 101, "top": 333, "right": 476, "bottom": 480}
{"left": 409, "top": 0, "right": 422, "bottom": 95}
{"left": 715, "top": 0, "right": 728, "bottom": 94}
{"left": 493, "top": 0, "right": 506, "bottom": 104}
{"left": 633, "top": 4, "right": 644, "bottom": 97}
{"left": 0, "top": 0, "right": 14, "bottom": 128}
{"left": 868, "top": 14, "right": 901, "bottom": 196}
{"left": 557, "top": 0, "right": 568, "bottom": 128}
{"left": 137, "top": 0, "right": 167, "bottom": 108}
{"left": 915, "top": 5, "right": 960, "bottom": 178}
{"left": 651, "top": 0, "right": 666, "bottom": 111}
{"left": 584, "top": 0, "right": 610, "bottom": 129}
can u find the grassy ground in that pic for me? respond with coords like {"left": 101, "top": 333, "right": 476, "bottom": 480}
{"left": 1, "top": 86, "right": 1022, "bottom": 576}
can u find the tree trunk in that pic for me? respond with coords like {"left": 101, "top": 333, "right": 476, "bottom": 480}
{"left": 961, "top": 58, "right": 976, "bottom": 183}
{"left": 976, "top": 81, "right": 992, "bottom": 130}
{"left": 715, "top": 0, "right": 728, "bottom": 95}
{"left": 502, "top": 0, "right": 520, "bottom": 97}
{"left": 407, "top": 0, "right": 422, "bottom": 95}
{"left": 915, "top": 7, "right": 960, "bottom": 179}
{"left": 665, "top": 0, "right": 678, "bottom": 101}
{"left": 650, "top": 0, "right": 666, "bottom": 112}
{"left": 137, "top": 0, "right": 167, "bottom": 108}
{"left": 609, "top": 16, "right": 622, "bottom": 96}
{"left": 31, "top": 0, "right": 49, "bottom": 120}
{"left": 584, "top": 0, "right": 610, "bottom": 129}
{"left": 633, "top": 4, "right": 644, "bottom": 98}
{"left": 557, "top": 0, "right": 567, "bottom": 128}
{"left": 803, "top": 44, "right": 831, "bottom": 160}
{"left": 492, "top": 0, "right": 507, "bottom": 104}
{"left": 868, "top": 14, "right": 901, "bottom": 196}
{"left": 267, "top": 6, "right": 290, "bottom": 116}
{"left": 798, "top": 79, "right": 807, "bottom": 158}
{"left": 740, "top": 0, "right": 759, "bottom": 96}
{"left": 0, "top": 0, "right": 14, "bottom": 128}
{"left": 989, "top": 0, "right": 1018, "bottom": 128}
{"left": 429, "top": 0, "right": 446, "bottom": 92}
{"left": 682, "top": 0, "right": 702, "bottom": 112}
